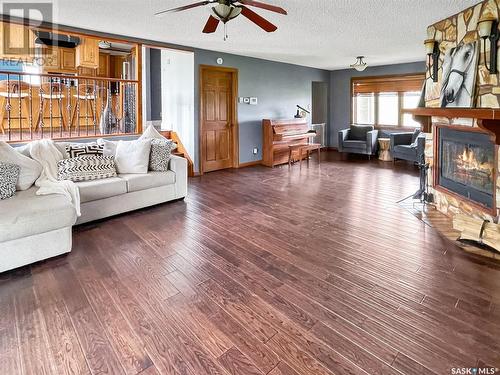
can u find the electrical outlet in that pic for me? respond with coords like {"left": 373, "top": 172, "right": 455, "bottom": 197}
{"left": 252, "top": 147, "right": 258, "bottom": 155}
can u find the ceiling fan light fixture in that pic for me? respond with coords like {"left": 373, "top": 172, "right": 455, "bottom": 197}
{"left": 350, "top": 56, "right": 368, "bottom": 72}
{"left": 211, "top": 3, "right": 241, "bottom": 21}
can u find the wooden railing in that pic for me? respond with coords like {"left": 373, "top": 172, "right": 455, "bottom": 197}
{"left": 0, "top": 70, "right": 139, "bottom": 142}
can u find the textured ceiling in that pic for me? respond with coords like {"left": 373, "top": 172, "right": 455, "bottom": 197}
{"left": 41, "top": 0, "right": 480, "bottom": 70}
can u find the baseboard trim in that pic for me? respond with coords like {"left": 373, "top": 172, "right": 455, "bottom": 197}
{"left": 238, "top": 160, "right": 263, "bottom": 168}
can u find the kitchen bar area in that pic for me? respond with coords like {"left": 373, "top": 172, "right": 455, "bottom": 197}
{"left": 0, "top": 20, "right": 141, "bottom": 141}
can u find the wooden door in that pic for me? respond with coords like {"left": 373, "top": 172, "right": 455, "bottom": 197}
{"left": 201, "top": 68, "right": 236, "bottom": 173}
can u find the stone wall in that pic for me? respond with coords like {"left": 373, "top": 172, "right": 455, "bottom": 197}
{"left": 424, "top": 0, "right": 500, "bottom": 221}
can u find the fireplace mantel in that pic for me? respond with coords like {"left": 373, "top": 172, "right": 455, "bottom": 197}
{"left": 404, "top": 108, "right": 500, "bottom": 144}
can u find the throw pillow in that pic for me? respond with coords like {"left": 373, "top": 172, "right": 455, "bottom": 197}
{"left": 114, "top": 139, "right": 152, "bottom": 174}
{"left": 0, "top": 141, "right": 42, "bottom": 190}
{"left": 149, "top": 138, "right": 177, "bottom": 171}
{"left": 0, "top": 162, "right": 20, "bottom": 200}
{"left": 66, "top": 143, "right": 104, "bottom": 158}
{"left": 139, "top": 125, "right": 166, "bottom": 140}
{"left": 57, "top": 155, "right": 117, "bottom": 182}
{"left": 99, "top": 139, "right": 118, "bottom": 157}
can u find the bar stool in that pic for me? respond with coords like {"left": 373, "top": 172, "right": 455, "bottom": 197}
{"left": 0, "top": 80, "right": 31, "bottom": 135}
{"left": 36, "top": 82, "right": 68, "bottom": 131}
{"left": 70, "top": 82, "right": 97, "bottom": 131}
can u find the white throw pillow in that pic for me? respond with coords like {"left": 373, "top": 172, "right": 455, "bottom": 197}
{"left": 139, "top": 125, "right": 166, "bottom": 140}
{"left": 99, "top": 139, "right": 118, "bottom": 157}
{"left": 0, "top": 142, "right": 42, "bottom": 191}
{"left": 114, "top": 139, "right": 151, "bottom": 174}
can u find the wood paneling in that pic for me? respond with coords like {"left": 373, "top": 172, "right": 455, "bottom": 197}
{"left": 352, "top": 74, "right": 425, "bottom": 94}
{"left": 2, "top": 151, "right": 500, "bottom": 374}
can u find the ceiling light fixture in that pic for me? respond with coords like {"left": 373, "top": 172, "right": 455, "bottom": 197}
{"left": 211, "top": 3, "right": 242, "bottom": 41}
{"left": 98, "top": 40, "right": 111, "bottom": 49}
{"left": 350, "top": 56, "right": 367, "bottom": 72}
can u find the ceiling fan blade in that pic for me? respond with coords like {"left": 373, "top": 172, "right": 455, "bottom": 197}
{"left": 154, "top": 1, "right": 211, "bottom": 16}
{"left": 240, "top": 6, "right": 277, "bottom": 32}
{"left": 203, "top": 15, "right": 220, "bottom": 33}
{"left": 238, "top": 0, "right": 287, "bottom": 15}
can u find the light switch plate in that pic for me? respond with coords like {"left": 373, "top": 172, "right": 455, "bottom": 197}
{"left": 250, "top": 97, "right": 258, "bottom": 105}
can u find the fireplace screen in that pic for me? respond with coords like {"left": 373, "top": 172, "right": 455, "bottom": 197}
{"left": 438, "top": 128, "right": 495, "bottom": 209}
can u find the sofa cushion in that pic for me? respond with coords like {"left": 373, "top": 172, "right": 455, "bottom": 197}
{"left": 76, "top": 177, "right": 127, "bottom": 203}
{"left": 394, "top": 144, "right": 417, "bottom": 157}
{"left": 348, "top": 125, "right": 374, "bottom": 141}
{"left": 0, "top": 187, "right": 77, "bottom": 243}
{"left": 119, "top": 171, "right": 176, "bottom": 193}
{"left": 343, "top": 140, "right": 367, "bottom": 150}
{"left": 0, "top": 141, "right": 42, "bottom": 190}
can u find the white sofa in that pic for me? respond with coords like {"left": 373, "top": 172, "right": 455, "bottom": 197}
{"left": 0, "top": 141, "right": 188, "bottom": 273}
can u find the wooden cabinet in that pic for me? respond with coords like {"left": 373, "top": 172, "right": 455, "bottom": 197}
{"left": 0, "top": 22, "right": 35, "bottom": 60}
{"left": 76, "top": 38, "right": 99, "bottom": 68}
{"left": 41, "top": 46, "right": 60, "bottom": 70}
{"left": 60, "top": 48, "right": 76, "bottom": 70}
{"left": 98, "top": 53, "right": 110, "bottom": 77}
{"left": 40, "top": 47, "right": 76, "bottom": 73}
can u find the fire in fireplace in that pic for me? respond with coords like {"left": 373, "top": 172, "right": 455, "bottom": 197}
{"left": 437, "top": 127, "right": 495, "bottom": 209}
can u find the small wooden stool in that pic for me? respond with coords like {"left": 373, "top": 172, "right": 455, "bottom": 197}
{"left": 288, "top": 143, "right": 321, "bottom": 168}
{"left": 378, "top": 138, "right": 392, "bottom": 161}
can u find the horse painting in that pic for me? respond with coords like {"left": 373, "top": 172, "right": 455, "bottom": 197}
{"left": 440, "top": 41, "right": 478, "bottom": 108}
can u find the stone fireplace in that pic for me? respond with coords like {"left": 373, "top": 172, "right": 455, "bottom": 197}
{"left": 435, "top": 126, "right": 496, "bottom": 211}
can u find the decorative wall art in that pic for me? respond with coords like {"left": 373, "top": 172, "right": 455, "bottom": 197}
{"left": 440, "top": 41, "right": 479, "bottom": 108}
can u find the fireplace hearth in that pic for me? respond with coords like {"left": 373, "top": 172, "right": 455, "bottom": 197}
{"left": 437, "top": 127, "right": 495, "bottom": 209}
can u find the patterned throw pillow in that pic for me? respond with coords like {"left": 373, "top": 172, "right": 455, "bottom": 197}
{"left": 66, "top": 144, "right": 104, "bottom": 158}
{"left": 57, "top": 156, "right": 117, "bottom": 182}
{"left": 149, "top": 138, "right": 177, "bottom": 172}
{"left": 0, "top": 162, "right": 20, "bottom": 200}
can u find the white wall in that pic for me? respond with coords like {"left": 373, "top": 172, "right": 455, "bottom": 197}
{"left": 160, "top": 49, "right": 195, "bottom": 160}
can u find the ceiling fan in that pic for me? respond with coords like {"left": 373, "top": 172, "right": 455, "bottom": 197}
{"left": 154, "top": 0, "right": 287, "bottom": 37}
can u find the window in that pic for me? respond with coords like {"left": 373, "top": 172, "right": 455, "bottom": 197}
{"left": 353, "top": 93, "right": 374, "bottom": 125}
{"left": 378, "top": 92, "right": 398, "bottom": 126}
{"left": 402, "top": 91, "right": 421, "bottom": 127}
{"left": 352, "top": 74, "right": 424, "bottom": 128}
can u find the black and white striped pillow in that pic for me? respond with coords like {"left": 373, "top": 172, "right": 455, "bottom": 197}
{"left": 66, "top": 144, "right": 104, "bottom": 158}
{"left": 57, "top": 155, "right": 117, "bottom": 182}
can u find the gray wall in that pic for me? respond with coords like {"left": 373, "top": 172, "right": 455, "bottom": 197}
{"left": 149, "top": 49, "right": 162, "bottom": 121}
{"left": 329, "top": 61, "right": 426, "bottom": 147}
{"left": 193, "top": 48, "right": 330, "bottom": 170}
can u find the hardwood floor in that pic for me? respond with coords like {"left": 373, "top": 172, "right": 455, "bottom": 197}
{"left": 2, "top": 151, "right": 500, "bottom": 374}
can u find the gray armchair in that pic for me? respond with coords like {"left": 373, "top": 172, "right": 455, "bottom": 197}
{"left": 338, "top": 124, "right": 379, "bottom": 158}
{"left": 390, "top": 129, "right": 426, "bottom": 164}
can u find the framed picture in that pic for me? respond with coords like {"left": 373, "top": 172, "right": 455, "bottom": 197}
{"left": 440, "top": 40, "right": 479, "bottom": 108}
